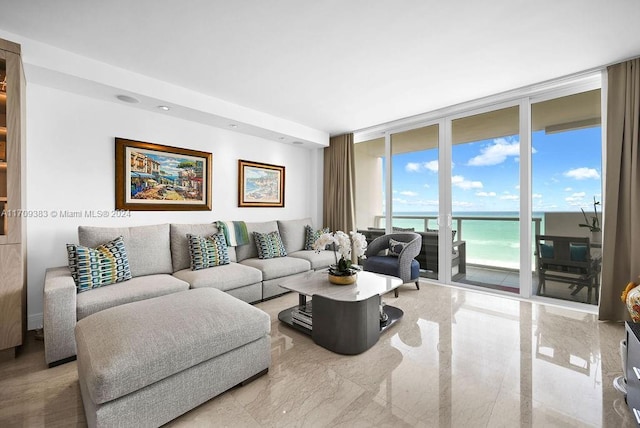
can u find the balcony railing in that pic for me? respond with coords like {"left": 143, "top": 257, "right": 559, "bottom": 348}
{"left": 373, "top": 214, "right": 542, "bottom": 270}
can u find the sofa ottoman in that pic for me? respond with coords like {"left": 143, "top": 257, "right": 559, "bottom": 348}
{"left": 75, "top": 288, "right": 271, "bottom": 428}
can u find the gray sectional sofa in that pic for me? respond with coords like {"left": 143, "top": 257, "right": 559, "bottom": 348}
{"left": 44, "top": 218, "right": 335, "bottom": 366}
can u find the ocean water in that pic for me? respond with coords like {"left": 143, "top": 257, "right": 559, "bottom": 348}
{"left": 382, "top": 211, "right": 546, "bottom": 269}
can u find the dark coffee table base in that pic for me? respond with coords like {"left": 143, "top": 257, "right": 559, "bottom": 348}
{"left": 278, "top": 294, "right": 403, "bottom": 355}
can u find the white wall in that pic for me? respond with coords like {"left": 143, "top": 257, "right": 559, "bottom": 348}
{"left": 25, "top": 84, "right": 323, "bottom": 329}
{"left": 544, "top": 212, "right": 592, "bottom": 238}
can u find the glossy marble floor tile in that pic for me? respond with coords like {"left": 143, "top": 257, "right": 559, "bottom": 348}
{"left": 0, "top": 282, "right": 634, "bottom": 427}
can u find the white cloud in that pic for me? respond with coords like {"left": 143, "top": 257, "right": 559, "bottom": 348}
{"left": 423, "top": 183, "right": 430, "bottom": 188}
{"left": 394, "top": 199, "right": 439, "bottom": 207}
{"left": 532, "top": 193, "right": 542, "bottom": 199}
{"left": 424, "top": 160, "right": 439, "bottom": 172}
{"left": 467, "top": 138, "right": 520, "bottom": 166}
{"left": 400, "top": 190, "right": 418, "bottom": 197}
{"left": 452, "top": 200, "right": 474, "bottom": 208}
{"left": 500, "top": 194, "right": 519, "bottom": 201}
{"left": 564, "top": 187, "right": 573, "bottom": 191}
{"left": 405, "top": 162, "right": 421, "bottom": 172}
{"left": 565, "top": 192, "right": 586, "bottom": 204}
{"left": 452, "top": 175, "right": 483, "bottom": 190}
{"left": 476, "top": 191, "right": 496, "bottom": 197}
{"left": 564, "top": 167, "right": 600, "bottom": 180}
{"left": 405, "top": 160, "right": 439, "bottom": 173}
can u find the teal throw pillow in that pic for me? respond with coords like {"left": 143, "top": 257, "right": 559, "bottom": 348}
{"left": 304, "top": 225, "right": 329, "bottom": 250}
{"left": 187, "top": 233, "right": 230, "bottom": 270}
{"left": 388, "top": 238, "right": 406, "bottom": 257}
{"left": 67, "top": 236, "right": 132, "bottom": 293}
{"left": 570, "top": 244, "right": 588, "bottom": 262}
{"left": 540, "top": 243, "right": 554, "bottom": 258}
{"left": 254, "top": 231, "right": 287, "bottom": 259}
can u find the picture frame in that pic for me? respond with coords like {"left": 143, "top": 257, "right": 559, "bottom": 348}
{"left": 238, "top": 159, "right": 285, "bottom": 207}
{"left": 115, "top": 138, "right": 212, "bottom": 211}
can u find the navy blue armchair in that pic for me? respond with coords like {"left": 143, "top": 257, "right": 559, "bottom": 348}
{"left": 362, "top": 232, "right": 422, "bottom": 297}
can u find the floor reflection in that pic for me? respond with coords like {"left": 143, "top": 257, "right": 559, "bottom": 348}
{"left": 0, "top": 284, "right": 632, "bottom": 427}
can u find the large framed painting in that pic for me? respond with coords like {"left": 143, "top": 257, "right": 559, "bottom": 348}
{"left": 115, "top": 138, "right": 212, "bottom": 211}
{"left": 238, "top": 159, "right": 285, "bottom": 207}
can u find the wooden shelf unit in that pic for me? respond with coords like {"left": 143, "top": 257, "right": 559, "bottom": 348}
{"left": 0, "top": 37, "right": 25, "bottom": 358}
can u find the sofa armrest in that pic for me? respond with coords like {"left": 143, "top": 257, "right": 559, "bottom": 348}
{"left": 44, "top": 266, "right": 78, "bottom": 366}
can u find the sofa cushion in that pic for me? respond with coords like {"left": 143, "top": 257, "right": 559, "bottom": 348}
{"left": 363, "top": 256, "right": 420, "bottom": 280}
{"left": 171, "top": 223, "right": 237, "bottom": 271}
{"left": 173, "top": 263, "right": 262, "bottom": 291}
{"left": 240, "top": 256, "right": 310, "bottom": 281}
{"left": 67, "top": 236, "right": 132, "bottom": 292}
{"left": 187, "top": 233, "right": 230, "bottom": 270}
{"left": 277, "top": 218, "right": 311, "bottom": 253}
{"left": 254, "top": 230, "right": 287, "bottom": 259}
{"left": 78, "top": 224, "right": 172, "bottom": 277}
{"left": 76, "top": 274, "right": 189, "bottom": 320}
{"left": 288, "top": 250, "right": 336, "bottom": 270}
{"left": 75, "top": 288, "right": 271, "bottom": 405}
{"left": 235, "top": 221, "right": 279, "bottom": 262}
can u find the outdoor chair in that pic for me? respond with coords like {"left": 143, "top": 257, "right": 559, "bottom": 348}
{"left": 362, "top": 232, "right": 422, "bottom": 297}
{"left": 535, "top": 235, "right": 598, "bottom": 304}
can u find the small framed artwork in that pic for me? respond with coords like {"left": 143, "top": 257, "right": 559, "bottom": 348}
{"left": 238, "top": 159, "right": 285, "bottom": 207}
{"left": 115, "top": 138, "right": 212, "bottom": 211}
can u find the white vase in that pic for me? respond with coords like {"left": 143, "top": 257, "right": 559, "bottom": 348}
{"left": 590, "top": 230, "right": 602, "bottom": 245}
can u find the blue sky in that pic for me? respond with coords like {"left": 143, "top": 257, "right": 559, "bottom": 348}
{"left": 389, "top": 126, "right": 602, "bottom": 213}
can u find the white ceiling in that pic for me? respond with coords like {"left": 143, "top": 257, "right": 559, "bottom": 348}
{"left": 0, "top": 0, "right": 639, "bottom": 138}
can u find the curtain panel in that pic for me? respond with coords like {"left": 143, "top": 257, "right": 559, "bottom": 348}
{"left": 323, "top": 134, "right": 356, "bottom": 232}
{"left": 600, "top": 58, "right": 640, "bottom": 321}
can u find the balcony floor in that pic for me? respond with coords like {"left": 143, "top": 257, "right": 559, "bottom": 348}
{"left": 434, "top": 265, "right": 598, "bottom": 306}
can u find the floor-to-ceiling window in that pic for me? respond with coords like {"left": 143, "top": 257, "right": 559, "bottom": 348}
{"left": 531, "top": 89, "right": 603, "bottom": 305}
{"left": 353, "top": 73, "right": 603, "bottom": 308}
{"left": 390, "top": 124, "right": 440, "bottom": 278}
{"left": 354, "top": 136, "right": 385, "bottom": 229}
{"left": 450, "top": 105, "right": 521, "bottom": 293}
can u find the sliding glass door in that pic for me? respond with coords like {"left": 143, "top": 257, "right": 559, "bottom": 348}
{"left": 531, "top": 89, "right": 602, "bottom": 305}
{"left": 353, "top": 73, "right": 603, "bottom": 307}
{"left": 449, "top": 105, "right": 521, "bottom": 292}
{"left": 390, "top": 124, "right": 440, "bottom": 279}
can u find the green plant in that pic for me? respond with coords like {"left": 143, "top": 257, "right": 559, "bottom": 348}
{"left": 579, "top": 196, "right": 601, "bottom": 232}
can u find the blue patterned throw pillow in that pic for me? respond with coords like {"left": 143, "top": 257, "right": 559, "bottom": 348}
{"left": 304, "top": 225, "right": 329, "bottom": 250}
{"left": 388, "top": 238, "right": 406, "bottom": 257}
{"left": 254, "top": 231, "right": 287, "bottom": 259}
{"left": 187, "top": 233, "right": 230, "bottom": 270}
{"left": 67, "top": 236, "right": 132, "bottom": 293}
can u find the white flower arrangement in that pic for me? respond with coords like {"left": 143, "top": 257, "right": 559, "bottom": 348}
{"left": 313, "top": 230, "right": 367, "bottom": 275}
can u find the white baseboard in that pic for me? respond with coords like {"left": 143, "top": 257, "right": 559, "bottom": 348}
{"left": 28, "top": 313, "right": 43, "bottom": 331}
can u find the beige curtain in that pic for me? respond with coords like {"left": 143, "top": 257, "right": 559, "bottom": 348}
{"left": 323, "top": 133, "right": 356, "bottom": 232}
{"left": 600, "top": 58, "right": 640, "bottom": 321}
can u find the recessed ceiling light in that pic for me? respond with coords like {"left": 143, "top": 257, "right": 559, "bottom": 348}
{"left": 157, "top": 105, "right": 170, "bottom": 111}
{"left": 116, "top": 94, "right": 139, "bottom": 103}
{"left": 229, "top": 124, "right": 238, "bottom": 128}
